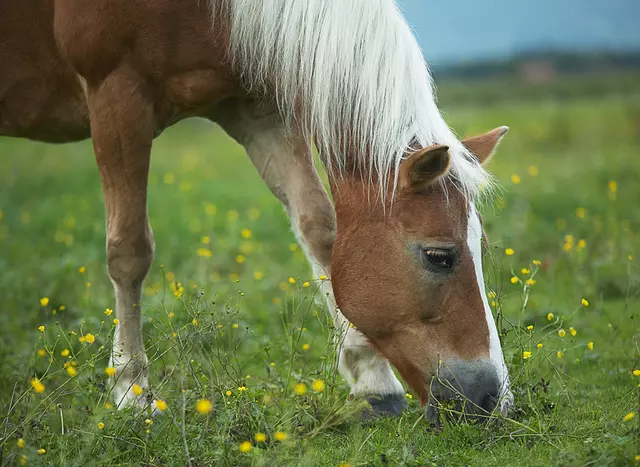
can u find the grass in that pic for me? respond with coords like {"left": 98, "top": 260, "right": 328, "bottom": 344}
{"left": 0, "top": 89, "right": 639, "bottom": 466}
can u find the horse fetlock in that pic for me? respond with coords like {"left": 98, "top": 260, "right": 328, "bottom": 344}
{"left": 109, "top": 354, "right": 153, "bottom": 410}
{"left": 338, "top": 345, "right": 405, "bottom": 399}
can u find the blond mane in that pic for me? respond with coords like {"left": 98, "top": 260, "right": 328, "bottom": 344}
{"left": 217, "top": 0, "right": 493, "bottom": 201}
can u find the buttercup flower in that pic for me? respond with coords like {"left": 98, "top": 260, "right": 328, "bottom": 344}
{"left": 581, "top": 298, "right": 589, "bottom": 307}
{"left": 254, "top": 432, "right": 267, "bottom": 442}
{"left": 97, "top": 422, "right": 105, "bottom": 430}
{"left": 274, "top": 431, "right": 287, "bottom": 441}
{"left": 40, "top": 297, "right": 49, "bottom": 306}
{"left": 312, "top": 379, "right": 326, "bottom": 392}
{"left": 587, "top": 341, "right": 594, "bottom": 350}
{"left": 294, "top": 383, "right": 307, "bottom": 395}
{"left": 132, "top": 384, "right": 143, "bottom": 396}
{"left": 105, "top": 367, "right": 116, "bottom": 377}
{"left": 239, "top": 441, "right": 253, "bottom": 453}
{"left": 31, "top": 378, "right": 45, "bottom": 393}
{"left": 195, "top": 399, "right": 213, "bottom": 414}
{"left": 558, "top": 329, "right": 566, "bottom": 337}
{"left": 522, "top": 351, "right": 532, "bottom": 359}
{"left": 155, "top": 400, "right": 168, "bottom": 411}
{"left": 505, "top": 248, "right": 514, "bottom": 256}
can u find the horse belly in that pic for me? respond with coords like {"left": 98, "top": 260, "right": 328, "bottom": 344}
{"left": 0, "top": 0, "right": 90, "bottom": 143}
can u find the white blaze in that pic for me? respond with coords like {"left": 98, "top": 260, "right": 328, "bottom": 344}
{"left": 467, "top": 203, "right": 513, "bottom": 413}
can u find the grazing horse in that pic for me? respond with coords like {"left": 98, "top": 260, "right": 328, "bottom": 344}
{"left": 0, "top": 0, "right": 512, "bottom": 419}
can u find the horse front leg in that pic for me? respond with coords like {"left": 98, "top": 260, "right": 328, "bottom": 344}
{"left": 86, "top": 63, "right": 155, "bottom": 409}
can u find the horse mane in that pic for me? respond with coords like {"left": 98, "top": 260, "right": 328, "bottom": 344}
{"left": 217, "top": 0, "right": 493, "bottom": 203}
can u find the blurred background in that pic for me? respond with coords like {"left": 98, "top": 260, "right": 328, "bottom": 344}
{"left": 401, "top": 0, "right": 640, "bottom": 104}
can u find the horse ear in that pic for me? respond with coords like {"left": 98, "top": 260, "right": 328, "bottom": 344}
{"left": 399, "top": 144, "right": 451, "bottom": 192}
{"left": 462, "top": 126, "right": 509, "bottom": 165}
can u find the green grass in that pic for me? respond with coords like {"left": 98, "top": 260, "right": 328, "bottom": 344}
{"left": 1, "top": 91, "right": 639, "bottom": 466}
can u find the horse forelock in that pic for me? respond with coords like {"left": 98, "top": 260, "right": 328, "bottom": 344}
{"left": 214, "top": 0, "right": 494, "bottom": 205}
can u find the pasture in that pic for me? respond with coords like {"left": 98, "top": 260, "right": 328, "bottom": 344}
{"left": 1, "top": 86, "right": 639, "bottom": 466}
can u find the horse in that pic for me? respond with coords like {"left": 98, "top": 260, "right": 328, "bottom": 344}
{"left": 0, "top": 0, "right": 512, "bottom": 420}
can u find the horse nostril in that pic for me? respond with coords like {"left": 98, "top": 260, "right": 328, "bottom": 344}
{"left": 427, "top": 359, "right": 502, "bottom": 421}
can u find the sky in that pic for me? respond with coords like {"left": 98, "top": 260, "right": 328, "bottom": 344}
{"left": 396, "top": 0, "right": 640, "bottom": 66}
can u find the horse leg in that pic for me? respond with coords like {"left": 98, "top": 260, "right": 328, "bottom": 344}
{"left": 213, "top": 100, "right": 406, "bottom": 417}
{"left": 86, "top": 64, "right": 155, "bottom": 409}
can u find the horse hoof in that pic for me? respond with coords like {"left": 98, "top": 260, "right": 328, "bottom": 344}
{"left": 361, "top": 393, "right": 407, "bottom": 421}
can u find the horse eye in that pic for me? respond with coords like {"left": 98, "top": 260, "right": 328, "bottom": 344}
{"left": 422, "top": 248, "right": 456, "bottom": 271}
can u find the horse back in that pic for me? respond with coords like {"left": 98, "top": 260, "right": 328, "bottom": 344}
{"left": 1, "top": 0, "right": 239, "bottom": 143}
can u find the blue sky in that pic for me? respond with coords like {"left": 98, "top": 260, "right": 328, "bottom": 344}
{"left": 397, "top": 0, "right": 640, "bottom": 66}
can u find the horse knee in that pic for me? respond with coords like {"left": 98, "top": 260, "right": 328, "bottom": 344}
{"left": 106, "top": 230, "right": 154, "bottom": 287}
{"left": 297, "top": 204, "right": 335, "bottom": 267}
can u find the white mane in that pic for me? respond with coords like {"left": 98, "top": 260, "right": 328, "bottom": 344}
{"left": 217, "top": 0, "right": 492, "bottom": 201}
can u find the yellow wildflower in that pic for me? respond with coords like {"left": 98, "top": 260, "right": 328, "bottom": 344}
{"left": 547, "top": 313, "right": 554, "bottom": 321}
{"left": 521, "top": 268, "right": 530, "bottom": 275}
{"left": 623, "top": 412, "right": 635, "bottom": 422}
{"left": 155, "top": 400, "right": 168, "bottom": 411}
{"left": 201, "top": 236, "right": 210, "bottom": 244}
{"left": 319, "top": 275, "right": 327, "bottom": 280}
{"left": 31, "top": 378, "right": 45, "bottom": 393}
{"left": 235, "top": 254, "right": 246, "bottom": 264}
{"left": 633, "top": 369, "right": 640, "bottom": 377}
{"left": 38, "top": 325, "right": 45, "bottom": 332}
{"left": 241, "top": 228, "right": 252, "bottom": 239}
{"left": 196, "top": 248, "right": 212, "bottom": 258}
{"left": 38, "top": 448, "right": 46, "bottom": 455}
{"left": 581, "top": 298, "right": 589, "bottom": 307}
{"left": 522, "top": 351, "right": 532, "bottom": 359}
{"left": 239, "top": 441, "right": 253, "bottom": 453}
{"left": 558, "top": 329, "right": 566, "bottom": 337}
{"left": 532, "top": 259, "right": 542, "bottom": 265}
{"left": 525, "top": 279, "right": 536, "bottom": 286}
{"left": 232, "top": 323, "right": 239, "bottom": 329}
{"left": 97, "top": 422, "right": 105, "bottom": 430}
{"left": 113, "top": 318, "right": 119, "bottom": 325}
{"left": 195, "top": 399, "right": 213, "bottom": 414}
{"left": 312, "top": 379, "right": 326, "bottom": 392}
{"left": 254, "top": 432, "right": 267, "bottom": 442}
{"left": 104, "top": 308, "right": 113, "bottom": 316}
{"left": 505, "top": 248, "right": 514, "bottom": 256}
{"left": 238, "top": 386, "right": 248, "bottom": 392}
{"left": 66, "top": 366, "right": 77, "bottom": 377}
{"left": 105, "top": 367, "right": 116, "bottom": 377}
{"left": 557, "top": 351, "right": 564, "bottom": 359}
{"left": 526, "top": 325, "right": 534, "bottom": 331}
{"left": 511, "top": 174, "right": 521, "bottom": 184}
{"left": 510, "top": 276, "right": 519, "bottom": 284}
{"left": 575, "top": 207, "right": 586, "bottom": 219}
{"left": 577, "top": 239, "right": 586, "bottom": 249}
{"left": 83, "top": 333, "right": 95, "bottom": 344}
{"left": 132, "top": 384, "right": 143, "bottom": 396}
{"left": 40, "top": 297, "right": 49, "bottom": 306}
{"left": 288, "top": 277, "right": 296, "bottom": 284}
{"left": 537, "top": 343, "right": 543, "bottom": 349}
{"left": 78, "top": 266, "right": 86, "bottom": 274}
{"left": 253, "top": 271, "right": 264, "bottom": 280}
{"left": 17, "top": 438, "right": 25, "bottom": 448}
{"left": 225, "top": 390, "right": 232, "bottom": 396}
{"left": 38, "top": 349, "right": 46, "bottom": 357}
{"left": 302, "top": 343, "right": 310, "bottom": 351}
{"left": 192, "top": 318, "right": 199, "bottom": 326}
{"left": 303, "top": 281, "right": 310, "bottom": 287}
{"left": 294, "top": 383, "right": 307, "bottom": 395}
{"left": 587, "top": 341, "right": 594, "bottom": 350}
{"left": 274, "top": 431, "right": 287, "bottom": 441}
{"left": 569, "top": 327, "right": 577, "bottom": 337}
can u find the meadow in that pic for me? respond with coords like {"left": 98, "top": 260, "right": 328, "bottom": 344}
{"left": 0, "top": 82, "right": 639, "bottom": 466}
